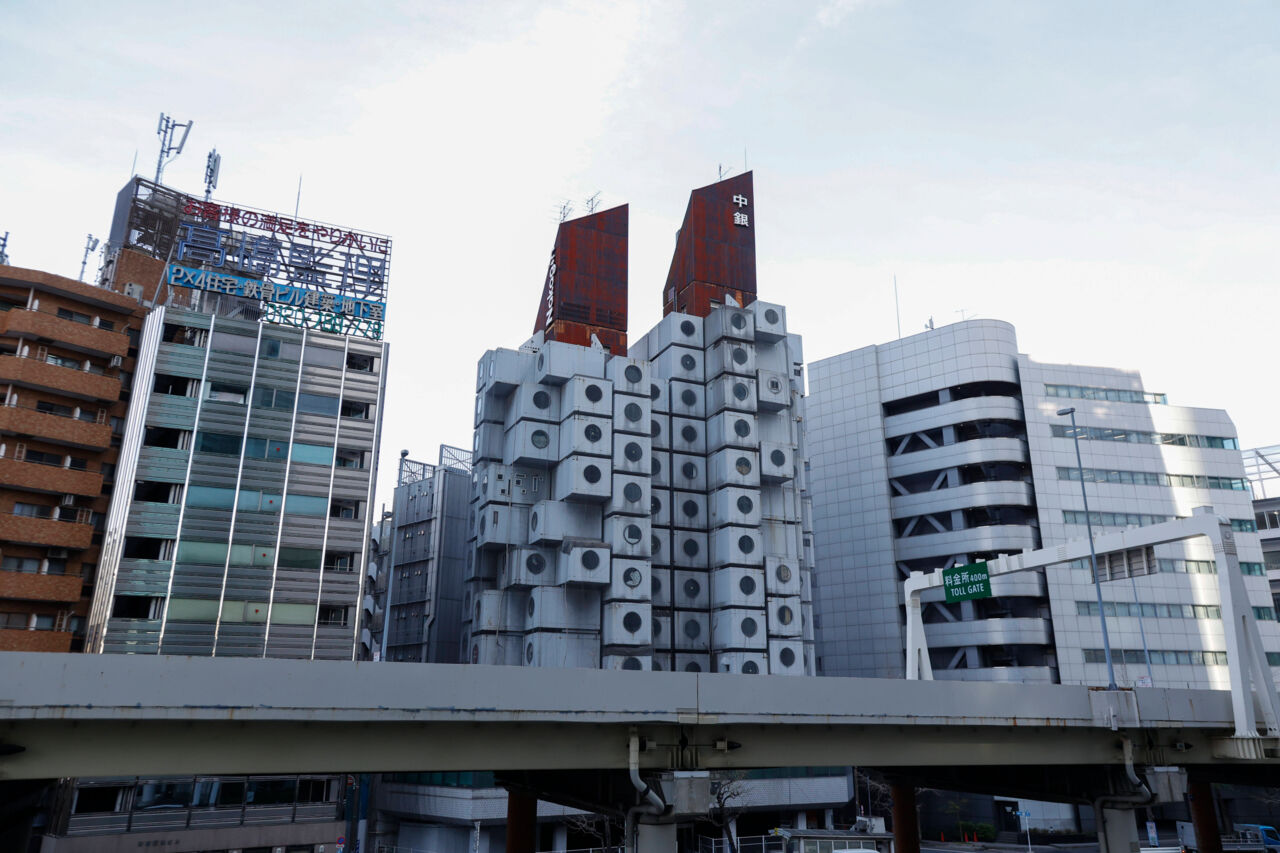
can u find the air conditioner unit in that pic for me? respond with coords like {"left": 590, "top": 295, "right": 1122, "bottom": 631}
{"left": 605, "top": 514, "right": 652, "bottom": 559}
{"left": 706, "top": 339, "right": 756, "bottom": 381}
{"left": 669, "top": 418, "right": 706, "bottom": 456}
{"left": 606, "top": 558, "right": 651, "bottom": 603}
{"left": 557, "top": 415, "right": 612, "bottom": 460}
{"left": 503, "top": 383, "right": 561, "bottom": 430}
{"left": 58, "top": 493, "right": 78, "bottom": 507}
{"left": 707, "top": 375, "right": 757, "bottom": 417}
{"left": 672, "top": 609, "right": 710, "bottom": 651}
{"left": 671, "top": 529, "right": 709, "bottom": 570}
{"left": 556, "top": 544, "right": 611, "bottom": 587}
{"left": 650, "top": 487, "right": 671, "bottom": 527}
{"left": 707, "top": 448, "right": 760, "bottom": 491}
{"left": 605, "top": 473, "right": 650, "bottom": 518}
{"left": 750, "top": 301, "right": 787, "bottom": 342}
{"left": 611, "top": 433, "right": 651, "bottom": 476}
{"left": 108, "top": 355, "right": 123, "bottom": 368}
{"left": 612, "top": 393, "right": 651, "bottom": 436}
{"left": 650, "top": 414, "right": 670, "bottom": 451}
{"left": 559, "top": 375, "right": 614, "bottom": 420}
{"left": 667, "top": 380, "right": 705, "bottom": 420}
{"left": 711, "top": 526, "right": 764, "bottom": 568}
{"left": 714, "top": 651, "right": 768, "bottom": 675}
{"left": 710, "top": 486, "right": 763, "bottom": 529}
{"left": 551, "top": 455, "right": 612, "bottom": 503}
{"left": 756, "top": 369, "right": 790, "bottom": 411}
{"left": 765, "top": 556, "right": 802, "bottom": 597}
{"left": 673, "top": 569, "right": 709, "bottom": 609}
{"left": 670, "top": 455, "right": 707, "bottom": 493}
{"left": 707, "top": 411, "right": 758, "bottom": 453}
{"left": 650, "top": 344, "right": 704, "bottom": 384}
{"left": 711, "top": 567, "right": 765, "bottom": 610}
{"left": 602, "top": 601, "right": 652, "bottom": 647}
{"left": 768, "top": 639, "right": 804, "bottom": 675}
{"left": 602, "top": 653, "right": 652, "bottom": 671}
{"left": 606, "top": 356, "right": 650, "bottom": 397}
{"left": 767, "top": 595, "right": 803, "bottom": 638}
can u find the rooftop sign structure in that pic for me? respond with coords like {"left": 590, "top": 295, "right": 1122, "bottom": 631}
{"left": 108, "top": 177, "right": 390, "bottom": 340}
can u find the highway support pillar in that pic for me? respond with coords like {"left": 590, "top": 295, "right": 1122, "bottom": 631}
{"left": 1096, "top": 807, "right": 1141, "bottom": 853}
{"left": 636, "top": 820, "right": 676, "bottom": 853}
{"left": 891, "top": 782, "right": 920, "bottom": 853}
{"left": 1189, "top": 781, "right": 1223, "bottom": 853}
{"left": 506, "top": 789, "right": 537, "bottom": 853}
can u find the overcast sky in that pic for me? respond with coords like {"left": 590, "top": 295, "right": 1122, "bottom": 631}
{"left": 4, "top": 1, "right": 1278, "bottom": 506}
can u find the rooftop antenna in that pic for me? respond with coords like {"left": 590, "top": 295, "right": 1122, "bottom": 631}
{"left": 584, "top": 191, "right": 601, "bottom": 215}
{"left": 155, "top": 112, "right": 193, "bottom": 185}
{"left": 294, "top": 175, "right": 303, "bottom": 219}
{"left": 556, "top": 199, "right": 574, "bottom": 222}
{"left": 894, "top": 275, "right": 902, "bottom": 339}
{"left": 0, "top": 232, "right": 9, "bottom": 266}
{"left": 718, "top": 163, "right": 727, "bottom": 180}
{"left": 203, "top": 149, "right": 221, "bottom": 202}
{"left": 924, "top": 316, "right": 935, "bottom": 331}
{"left": 78, "top": 234, "right": 100, "bottom": 282}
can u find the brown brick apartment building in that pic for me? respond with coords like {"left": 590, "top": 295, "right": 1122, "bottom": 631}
{"left": 0, "top": 265, "right": 144, "bottom": 652}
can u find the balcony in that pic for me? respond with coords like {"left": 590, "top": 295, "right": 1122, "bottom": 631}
{"left": 0, "top": 513, "right": 93, "bottom": 548}
{"left": 0, "top": 628, "right": 73, "bottom": 653}
{"left": 0, "top": 456, "right": 103, "bottom": 496}
{"left": 0, "top": 306, "right": 129, "bottom": 358}
{"left": 0, "top": 569, "right": 82, "bottom": 603}
{"left": 0, "top": 354, "right": 121, "bottom": 402}
{"left": 0, "top": 403, "right": 112, "bottom": 450}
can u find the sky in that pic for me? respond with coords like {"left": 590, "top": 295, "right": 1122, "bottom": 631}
{"left": 3, "top": 0, "right": 1278, "bottom": 507}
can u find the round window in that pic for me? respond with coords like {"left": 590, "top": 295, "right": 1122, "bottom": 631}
{"left": 532, "top": 390, "right": 551, "bottom": 409}
{"left": 653, "top": 618, "right": 662, "bottom": 637}
{"left": 775, "top": 563, "right": 792, "bottom": 583}
{"left": 530, "top": 430, "right": 550, "bottom": 449}
{"left": 777, "top": 605, "right": 794, "bottom": 625}
{"left": 624, "top": 482, "right": 643, "bottom": 503}
{"left": 743, "top": 660, "right": 760, "bottom": 674}
{"left": 624, "top": 524, "right": 643, "bottom": 544}
{"left": 651, "top": 457, "right": 662, "bottom": 475}
{"left": 683, "top": 578, "right": 701, "bottom": 598}
{"left": 526, "top": 553, "right": 546, "bottom": 574}
{"left": 651, "top": 535, "right": 661, "bottom": 553}
{"left": 679, "top": 320, "right": 696, "bottom": 337}
{"left": 684, "top": 661, "right": 702, "bottom": 673}
{"left": 730, "top": 312, "right": 746, "bottom": 330}
{"left": 735, "top": 456, "right": 753, "bottom": 475}
{"left": 527, "top": 598, "right": 535, "bottom": 617}
{"left": 622, "top": 656, "right": 642, "bottom": 670}
{"left": 652, "top": 575, "right": 662, "bottom": 594}
{"left": 682, "top": 537, "right": 700, "bottom": 557}
{"left": 537, "top": 354, "right": 545, "bottom": 370}
{"left": 733, "top": 382, "right": 748, "bottom": 400}
{"left": 625, "top": 441, "right": 643, "bottom": 461}
{"left": 474, "top": 601, "right": 482, "bottom": 622}
{"left": 582, "top": 550, "right": 601, "bottom": 570}
{"left": 624, "top": 402, "right": 642, "bottom": 422}
{"left": 583, "top": 464, "right": 602, "bottom": 484}
{"left": 681, "top": 389, "right": 697, "bottom": 406}
{"left": 650, "top": 419, "right": 661, "bottom": 437}
{"left": 623, "top": 611, "right": 643, "bottom": 633}
{"left": 731, "top": 347, "right": 748, "bottom": 365}
{"left": 585, "top": 383, "right": 603, "bottom": 403}
{"left": 765, "top": 308, "right": 779, "bottom": 324}
{"left": 682, "top": 461, "right": 698, "bottom": 479}
{"left": 653, "top": 660, "right": 663, "bottom": 671}
{"left": 680, "top": 354, "right": 696, "bottom": 372}
{"left": 739, "top": 575, "right": 756, "bottom": 596}
{"left": 624, "top": 365, "right": 643, "bottom": 384}
{"left": 779, "top": 647, "right": 796, "bottom": 667}
{"left": 526, "top": 643, "right": 534, "bottom": 663}
{"left": 683, "top": 618, "right": 701, "bottom": 639}
{"left": 623, "top": 567, "right": 643, "bottom": 588}
{"left": 478, "top": 516, "right": 486, "bottom": 535}
{"left": 681, "top": 425, "right": 698, "bottom": 443}
{"left": 738, "top": 535, "right": 756, "bottom": 554}
{"left": 584, "top": 423, "right": 603, "bottom": 442}
{"left": 742, "top": 617, "right": 758, "bottom": 637}
{"left": 770, "top": 449, "right": 786, "bottom": 466}
{"left": 733, "top": 418, "right": 751, "bottom": 437}
{"left": 736, "top": 495, "right": 754, "bottom": 514}
{"left": 682, "top": 500, "right": 698, "bottom": 518}
{"left": 650, "top": 383, "right": 661, "bottom": 401}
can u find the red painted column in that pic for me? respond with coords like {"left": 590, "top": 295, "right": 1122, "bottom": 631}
{"left": 506, "top": 789, "right": 537, "bottom": 853}
{"left": 1189, "top": 781, "right": 1223, "bottom": 853}
{"left": 891, "top": 782, "right": 920, "bottom": 853}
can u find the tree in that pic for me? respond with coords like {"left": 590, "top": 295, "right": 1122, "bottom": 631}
{"left": 563, "top": 812, "right": 620, "bottom": 850}
{"left": 708, "top": 771, "right": 750, "bottom": 853}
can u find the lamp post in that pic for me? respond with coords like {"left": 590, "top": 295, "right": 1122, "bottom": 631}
{"left": 1058, "top": 407, "right": 1117, "bottom": 690}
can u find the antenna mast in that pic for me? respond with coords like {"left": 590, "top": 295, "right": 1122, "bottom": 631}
{"left": 584, "top": 192, "right": 601, "bottom": 214}
{"left": 78, "top": 234, "right": 100, "bottom": 282}
{"left": 0, "top": 232, "right": 9, "bottom": 266}
{"left": 203, "top": 149, "right": 221, "bottom": 202}
{"left": 155, "top": 112, "right": 193, "bottom": 185}
{"left": 556, "top": 200, "right": 574, "bottom": 222}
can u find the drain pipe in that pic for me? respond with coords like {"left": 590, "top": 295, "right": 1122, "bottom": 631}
{"left": 625, "top": 729, "right": 666, "bottom": 853}
{"left": 1092, "top": 737, "right": 1156, "bottom": 853}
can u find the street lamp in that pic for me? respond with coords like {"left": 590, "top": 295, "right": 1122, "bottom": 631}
{"left": 1057, "top": 407, "right": 1117, "bottom": 690}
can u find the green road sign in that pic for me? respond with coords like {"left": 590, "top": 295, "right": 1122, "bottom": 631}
{"left": 942, "top": 561, "right": 992, "bottom": 603}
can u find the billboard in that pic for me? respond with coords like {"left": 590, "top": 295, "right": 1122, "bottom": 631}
{"left": 110, "top": 178, "right": 391, "bottom": 340}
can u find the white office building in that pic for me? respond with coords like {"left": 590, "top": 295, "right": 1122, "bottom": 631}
{"left": 807, "top": 319, "right": 1280, "bottom": 687}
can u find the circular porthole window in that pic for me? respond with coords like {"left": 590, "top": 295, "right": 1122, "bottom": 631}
{"left": 582, "top": 550, "right": 601, "bottom": 570}
{"left": 651, "top": 419, "right": 661, "bottom": 437}
{"left": 743, "top": 660, "right": 760, "bottom": 674}
{"left": 770, "top": 449, "right": 786, "bottom": 466}
{"left": 683, "top": 578, "right": 701, "bottom": 598}
{"left": 624, "top": 402, "right": 642, "bottom": 422}
{"left": 624, "top": 524, "right": 643, "bottom": 544}
{"left": 532, "top": 390, "right": 551, "bottom": 409}
{"left": 623, "top": 656, "right": 642, "bottom": 670}
{"left": 681, "top": 389, "right": 697, "bottom": 406}
{"left": 478, "top": 516, "right": 486, "bottom": 535}
{"left": 681, "top": 425, "right": 698, "bottom": 443}
{"left": 735, "top": 456, "right": 753, "bottom": 475}
{"left": 526, "top": 643, "right": 534, "bottom": 663}
{"left": 731, "top": 347, "right": 749, "bottom": 365}
{"left": 680, "top": 354, "right": 697, "bottom": 372}
{"left": 652, "top": 576, "right": 662, "bottom": 595}
{"left": 739, "top": 575, "right": 756, "bottom": 596}
{"left": 742, "top": 617, "right": 758, "bottom": 637}
{"left": 583, "top": 465, "right": 602, "bottom": 484}
{"left": 777, "top": 605, "right": 794, "bottom": 625}
{"left": 623, "top": 611, "right": 643, "bottom": 633}
{"left": 682, "top": 537, "right": 700, "bottom": 557}
{"left": 624, "top": 482, "right": 643, "bottom": 503}
{"left": 651, "top": 535, "right": 661, "bottom": 553}
{"left": 651, "top": 457, "right": 662, "bottom": 476}
{"left": 684, "top": 619, "right": 701, "bottom": 639}
{"left": 471, "top": 645, "right": 479, "bottom": 664}
{"left": 526, "top": 553, "right": 546, "bottom": 574}
{"left": 536, "top": 354, "right": 545, "bottom": 371}
{"left": 625, "top": 365, "right": 643, "bottom": 384}
{"left": 625, "top": 441, "right": 643, "bottom": 462}
{"left": 584, "top": 383, "right": 603, "bottom": 403}
{"left": 584, "top": 423, "right": 603, "bottom": 442}
{"left": 733, "top": 418, "right": 751, "bottom": 438}
{"left": 680, "top": 320, "right": 696, "bottom": 337}
{"left": 738, "top": 535, "right": 756, "bottom": 554}
{"left": 730, "top": 312, "right": 746, "bottom": 330}
{"left": 527, "top": 598, "right": 535, "bottom": 618}
{"left": 682, "top": 461, "right": 698, "bottom": 479}
{"left": 651, "top": 496, "right": 662, "bottom": 515}
{"left": 530, "top": 430, "right": 550, "bottom": 449}
{"left": 650, "top": 383, "right": 661, "bottom": 401}
{"left": 737, "top": 495, "right": 754, "bottom": 514}
{"left": 765, "top": 308, "right": 779, "bottom": 324}
{"left": 733, "top": 382, "right": 749, "bottom": 401}
{"left": 623, "top": 567, "right": 643, "bottom": 588}
{"left": 779, "top": 647, "right": 796, "bottom": 667}
{"left": 474, "top": 601, "right": 482, "bottom": 622}
{"left": 775, "top": 563, "right": 792, "bottom": 583}
{"left": 685, "top": 661, "right": 702, "bottom": 672}
{"left": 682, "top": 500, "right": 699, "bottom": 519}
